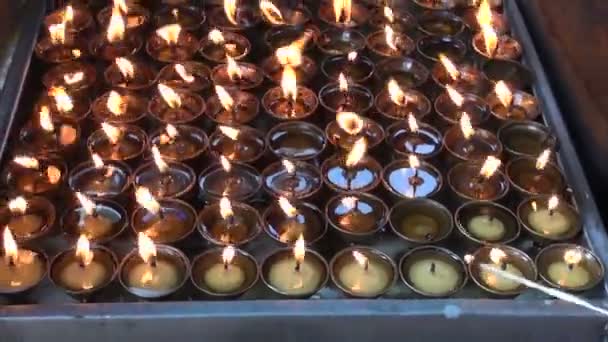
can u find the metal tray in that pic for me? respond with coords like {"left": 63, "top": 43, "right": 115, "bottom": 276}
{"left": 1, "top": 0, "right": 608, "bottom": 340}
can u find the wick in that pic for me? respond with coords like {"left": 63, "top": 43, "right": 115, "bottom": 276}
{"left": 549, "top": 209, "right": 554, "bottom": 216}
{"left": 158, "top": 208, "right": 166, "bottom": 220}
{"left": 295, "top": 260, "right": 301, "bottom": 273}
{"left": 430, "top": 262, "right": 436, "bottom": 274}
{"left": 149, "top": 255, "right": 158, "bottom": 268}
{"left": 7, "top": 255, "right": 15, "bottom": 268}
{"left": 364, "top": 259, "right": 369, "bottom": 271}
{"left": 224, "top": 261, "right": 229, "bottom": 270}
{"left": 344, "top": 168, "right": 356, "bottom": 190}
{"left": 500, "top": 261, "right": 507, "bottom": 271}
{"left": 489, "top": 215, "right": 494, "bottom": 222}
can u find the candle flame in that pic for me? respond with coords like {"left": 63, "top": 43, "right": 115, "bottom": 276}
{"left": 226, "top": 55, "right": 243, "bottom": 81}
{"left": 439, "top": 54, "right": 461, "bottom": 81}
{"left": 536, "top": 149, "right": 551, "bottom": 170}
{"left": 460, "top": 112, "right": 475, "bottom": 140}
{"left": 345, "top": 137, "right": 367, "bottom": 167}
{"left": 215, "top": 85, "right": 235, "bottom": 111}
{"left": 158, "top": 84, "right": 182, "bottom": 109}
{"left": 92, "top": 153, "right": 105, "bottom": 169}
{"left": 479, "top": 156, "right": 502, "bottom": 179}
{"left": 220, "top": 155, "right": 232, "bottom": 172}
{"left": 13, "top": 156, "right": 39, "bottom": 169}
{"left": 46, "top": 165, "right": 62, "bottom": 184}
{"left": 340, "top": 196, "right": 358, "bottom": 211}
{"left": 495, "top": 81, "right": 513, "bottom": 108}
{"left": 531, "top": 201, "right": 538, "bottom": 212}
{"left": 137, "top": 232, "right": 157, "bottom": 264}
{"left": 384, "top": 25, "right": 398, "bottom": 51}
{"left": 174, "top": 64, "right": 195, "bottom": 83}
{"left": 347, "top": 51, "right": 357, "bottom": 61}
{"left": 101, "top": 122, "right": 121, "bottom": 145}
{"left": 222, "top": 245, "right": 236, "bottom": 264}
{"left": 407, "top": 114, "right": 419, "bottom": 133}
{"left": 282, "top": 159, "right": 296, "bottom": 175}
{"left": 276, "top": 44, "right": 302, "bottom": 66}
{"left": 49, "top": 86, "right": 74, "bottom": 113}
{"left": 224, "top": 0, "right": 238, "bottom": 25}
{"left": 166, "top": 124, "right": 179, "bottom": 139}
{"left": 481, "top": 24, "right": 498, "bottom": 57}
{"left": 281, "top": 65, "right": 298, "bottom": 102}
{"left": 151, "top": 146, "right": 169, "bottom": 173}
{"left": 333, "top": 0, "right": 352, "bottom": 23}
{"left": 489, "top": 247, "right": 506, "bottom": 265}
{"left": 39, "top": 106, "right": 54, "bottom": 133}
{"left": 72, "top": 49, "right": 82, "bottom": 58}
{"left": 3, "top": 227, "right": 18, "bottom": 264}
{"left": 409, "top": 154, "right": 420, "bottom": 169}
{"left": 8, "top": 197, "right": 27, "bottom": 215}
{"left": 208, "top": 29, "right": 225, "bottom": 44}
{"left": 476, "top": 0, "right": 493, "bottom": 28}
{"left": 338, "top": 73, "right": 348, "bottom": 92}
{"left": 106, "top": 6, "right": 125, "bottom": 43}
{"left": 76, "top": 234, "right": 94, "bottom": 267}
{"left": 63, "top": 5, "right": 74, "bottom": 23}
{"left": 219, "top": 196, "right": 234, "bottom": 220}
{"left": 135, "top": 187, "right": 161, "bottom": 215}
{"left": 49, "top": 23, "right": 66, "bottom": 45}
{"left": 219, "top": 125, "right": 240, "bottom": 140}
{"left": 115, "top": 57, "right": 135, "bottom": 80}
{"left": 63, "top": 71, "right": 84, "bottom": 85}
{"left": 564, "top": 249, "right": 583, "bottom": 265}
{"left": 113, "top": 0, "right": 128, "bottom": 12}
{"left": 76, "top": 192, "right": 96, "bottom": 216}
{"left": 293, "top": 234, "right": 306, "bottom": 263}
{"left": 548, "top": 195, "right": 559, "bottom": 211}
{"left": 156, "top": 24, "right": 181, "bottom": 45}
{"left": 383, "top": 6, "right": 394, "bottom": 23}
{"left": 260, "top": 0, "right": 284, "bottom": 25}
{"left": 336, "top": 111, "right": 364, "bottom": 135}
{"left": 387, "top": 79, "right": 406, "bottom": 105}
{"left": 106, "top": 90, "right": 125, "bottom": 116}
{"left": 278, "top": 196, "right": 298, "bottom": 218}
{"left": 446, "top": 85, "right": 465, "bottom": 107}
{"left": 352, "top": 250, "right": 368, "bottom": 267}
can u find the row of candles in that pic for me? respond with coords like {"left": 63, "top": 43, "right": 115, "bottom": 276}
{"left": 1, "top": 0, "right": 602, "bottom": 302}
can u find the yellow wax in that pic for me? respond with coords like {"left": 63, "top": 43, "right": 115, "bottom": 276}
{"left": 59, "top": 260, "right": 108, "bottom": 291}
{"left": 408, "top": 259, "right": 460, "bottom": 295}
{"left": 9, "top": 214, "right": 43, "bottom": 237}
{"left": 528, "top": 209, "right": 570, "bottom": 236}
{"left": 338, "top": 261, "right": 390, "bottom": 297}
{"left": 79, "top": 214, "right": 114, "bottom": 240}
{"left": 268, "top": 257, "right": 322, "bottom": 295}
{"left": 481, "top": 263, "right": 523, "bottom": 292}
{"left": 127, "top": 260, "right": 179, "bottom": 291}
{"left": 467, "top": 215, "right": 505, "bottom": 241}
{"left": 203, "top": 263, "right": 245, "bottom": 293}
{"left": 547, "top": 261, "right": 591, "bottom": 289}
{"left": 400, "top": 214, "right": 439, "bottom": 240}
{"left": 144, "top": 214, "right": 186, "bottom": 242}
{"left": 0, "top": 250, "right": 45, "bottom": 291}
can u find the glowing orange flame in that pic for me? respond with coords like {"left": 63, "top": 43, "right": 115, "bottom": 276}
{"left": 101, "top": 122, "right": 122, "bottom": 144}
{"left": 387, "top": 79, "right": 406, "bottom": 105}
{"left": 339, "top": 73, "right": 348, "bottom": 92}
{"left": 336, "top": 111, "right": 364, "bottom": 135}
{"left": 479, "top": 156, "right": 501, "bottom": 179}
{"left": 345, "top": 137, "right": 367, "bottom": 167}
{"left": 156, "top": 24, "right": 181, "bottom": 45}
{"left": 49, "top": 23, "right": 66, "bottom": 45}
{"left": 548, "top": 195, "right": 559, "bottom": 211}
{"left": 340, "top": 196, "right": 358, "bottom": 210}
{"left": 222, "top": 245, "right": 236, "bottom": 264}
{"left": 283, "top": 159, "right": 296, "bottom": 175}
{"left": 347, "top": 51, "right": 357, "bottom": 61}
{"left": 333, "top": 0, "right": 352, "bottom": 23}
{"left": 476, "top": 0, "right": 493, "bottom": 28}
{"left": 460, "top": 112, "right": 475, "bottom": 140}
{"left": 166, "top": 124, "right": 179, "bottom": 139}
{"left": 531, "top": 201, "right": 538, "bottom": 212}
{"left": 276, "top": 44, "right": 302, "bottom": 66}
{"left": 106, "top": 6, "right": 125, "bottom": 43}
{"left": 76, "top": 192, "right": 96, "bottom": 216}
{"left": 495, "top": 81, "right": 513, "bottom": 108}
{"left": 174, "top": 64, "right": 195, "bottom": 83}
{"left": 260, "top": 0, "right": 284, "bottom": 25}
{"left": 219, "top": 196, "right": 234, "bottom": 220}
{"left": 293, "top": 234, "right": 306, "bottom": 263}
{"left": 46, "top": 165, "right": 62, "bottom": 184}
{"left": 49, "top": 87, "right": 74, "bottom": 113}
{"left": 384, "top": 25, "right": 398, "bottom": 50}
{"left": 481, "top": 24, "right": 498, "bottom": 57}
{"left": 226, "top": 55, "right": 243, "bottom": 81}
{"left": 135, "top": 187, "right": 161, "bottom": 215}
{"left": 352, "top": 250, "right": 368, "bottom": 267}
{"left": 224, "top": 0, "right": 238, "bottom": 25}
{"left": 158, "top": 84, "right": 182, "bottom": 109}
{"left": 13, "top": 156, "right": 39, "bottom": 169}
{"left": 137, "top": 232, "right": 157, "bottom": 264}
{"left": 439, "top": 54, "right": 461, "bottom": 80}
{"left": 92, "top": 153, "right": 105, "bottom": 169}
{"left": 536, "top": 149, "right": 551, "bottom": 170}
{"left": 72, "top": 49, "right": 82, "bottom": 58}
{"left": 219, "top": 125, "right": 240, "bottom": 140}
{"left": 409, "top": 154, "right": 420, "bottom": 169}
{"left": 564, "top": 249, "right": 583, "bottom": 265}
{"left": 63, "top": 71, "right": 84, "bottom": 85}
{"left": 115, "top": 57, "right": 135, "bottom": 80}
{"left": 39, "top": 106, "right": 54, "bottom": 133}
{"left": 3, "top": 227, "right": 18, "bottom": 265}
{"left": 383, "top": 6, "right": 394, "bottom": 23}
{"left": 278, "top": 196, "right": 298, "bottom": 218}
{"left": 446, "top": 85, "right": 465, "bottom": 107}
{"left": 107, "top": 90, "right": 125, "bottom": 116}
{"left": 76, "top": 234, "right": 94, "bottom": 267}
{"left": 63, "top": 5, "right": 74, "bottom": 23}
{"left": 489, "top": 247, "right": 506, "bottom": 265}
{"left": 209, "top": 29, "right": 225, "bottom": 44}
{"left": 281, "top": 65, "right": 298, "bottom": 102}
{"left": 220, "top": 155, "right": 232, "bottom": 172}
{"left": 215, "top": 85, "right": 235, "bottom": 111}
{"left": 8, "top": 197, "right": 27, "bottom": 215}
{"left": 113, "top": 0, "right": 128, "bottom": 12}
{"left": 151, "top": 145, "right": 169, "bottom": 173}
{"left": 407, "top": 114, "right": 419, "bottom": 133}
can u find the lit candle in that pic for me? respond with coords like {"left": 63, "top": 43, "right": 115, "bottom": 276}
{"left": 260, "top": 0, "right": 285, "bottom": 25}
{"left": 211, "top": 197, "right": 251, "bottom": 245}
{"left": 203, "top": 246, "right": 246, "bottom": 293}
{"left": 275, "top": 197, "right": 308, "bottom": 243}
{"left": 134, "top": 187, "right": 187, "bottom": 242}
{"left": 337, "top": 72, "right": 352, "bottom": 111}
{"left": 150, "top": 144, "right": 177, "bottom": 198}
{"left": 5, "top": 197, "right": 43, "bottom": 237}
{"left": 333, "top": 0, "right": 352, "bottom": 24}
{"left": 74, "top": 192, "right": 114, "bottom": 240}
{"left": 337, "top": 249, "right": 391, "bottom": 297}
{"left": 547, "top": 248, "right": 591, "bottom": 289}
{"left": 0, "top": 227, "right": 46, "bottom": 292}
{"left": 127, "top": 233, "right": 179, "bottom": 291}
{"left": 12, "top": 155, "right": 62, "bottom": 194}
{"left": 527, "top": 195, "right": 571, "bottom": 236}
{"left": 480, "top": 248, "right": 522, "bottom": 292}
{"left": 57, "top": 235, "right": 111, "bottom": 291}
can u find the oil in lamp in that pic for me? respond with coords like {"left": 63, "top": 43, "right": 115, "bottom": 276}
{"left": 263, "top": 65, "right": 319, "bottom": 121}
{"left": 462, "top": 0, "right": 507, "bottom": 34}
{"left": 4, "top": 155, "right": 66, "bottom": 197}
{"left": 366, "top": 25, "right": 415, "bottom": 59}
{"left": 87, "top": 123, "right": 147, "bottom": 164}
{"left": 518, "top": 195, "right": 581, "bottom": 242}
{"left": 326, "top": 111, "right": 384, "bottom": 151}
{"left": 432, "top": 54, "right": 487, "bottom": 95}
{"left": 416, "top": 35, "right": 467, "bottom": 66}
{"left": 498, "top": 121, "right": 557, "bottom": 159}
{"left": 158, "top": 62, "right": 212, "bottom": 93}
{"left": 205, "top": 85, "right": 259, "bottom": 126}
{"left": 369, "top": 5, "right": 416, "bottom": 33}
{"left": 536, "top": 244, "right": 604, "bottom": 292}
{"left": 261, "top": 42, "right": 318, "bottom": 85}
{"left": 36, "top": 11, "right": 88, "bottom": 63}
{"left": 50, "top": 234, "right": 117, "bottom": 297}
{"left": 149, "top": 124, "right": 209, "bottom": 164}
{"left": 198, "top": 197, "right": 263, "bottom": 246}
{"left": 97, "top": 0, "right": 150, "bottom": 32}
{"left": 325, "top": 192, "right": 388, "bottom": 241}
{"left": 154, "top": 4, "right": 206, "bottom": 32}
{"left": 321, "top": 51, "right": 375, "bottom": 84}
{"left": 382, "top": 155, "right": 442, "bottom": 199}
{"left": 399, "top": 246, "right": 467, "bottom": 297}
{"left": 68, "top": 153, "right": 132, "bottom": 199}
{"left": 448, "top": 156, "right": 509, "bottom": 202}
{"left": 134, "top": 145, "right": 196, "bottom": 199}
{"left": 263, "top": 197, "right": 327, "bottom": 245}
{"left": 211, "top": 54, "right": 264, "bottom": 90}
{"left": 487, "top": 81, "right": 540, "bottom": 122}
{"left": 19, "top": 106, "right": 79, "bottom": 156}
{"left": 375, "top": 57, "right": 429, "bottom": 90}
{"left": 92, "top": 90, "right": 148, "bottom": 125}
{"left": 199, "top": 29, "right": 250, "bottom": 64}
{"left": 331, "top": 246, "right": 396, "bottom": 298}
{"left": 61, "top": 192, "right": 127, "bottom": 243}
{"left": 385, "top": 114, "right": 443, "bottom": 160}
{"left": 507, "top": 149, "right": 565, "bottom": 197}
{"left": 482, "top": 58, "right": 533, "bottom": 90}
{"left": 321, "top": 137, "right": 382, "bottom": 193}
{"left": 319, "top": 73, "right": 374, "bottom": 115}
{"left": 435, "top": 85, "right": 489, "bottom": 126}
{"left": 191, "top": 246, "right": 259, "bottom": 298}
{"left": 259, "top": 0, "right": 311, "bottom": 27}
{"left": 267, "top": 121, "right": 327, "bottom": 162}
{"left": 318, "top": 0, "right": 369, "bottom": 28}
{"left": 262, "top": 234, "right": 328, "bottom": 298}
{"left": 316, "top": 28, "right": 366, "bottom": 56}
{"left": 389, "top": 198, "right": 453, "bottom": 244}
{"left": 208, "top": 0, "right": 261, "bottom": 31}
{"left": 146, "top": 24, "right": 199, "bottom": 63}
{"left": 0, "top": 227, "right": 47, "bottom": 295}
{"left": 37, "top": 86, "right": 91, "bottom": 123}
{"left": 131, "top": 187, "right": 196, "bottom": 244}
{"left": 198, "top": 155, "right": 262, "bottom": 201}
{"left": 149, "top": 83, "right": 206, "bottom": 125}
{"left": 472, "top": 8, "right": 522, "bottom": 61}
{"left": 120, "top": 232, "right": 189, "bottom": 299}
{"left": 455, "top": 201, "right": 520, "bottom": 245}
{"left": 209, "top": 125, "right": 266, "bottom": 164}
{"left": 42, "top": 61, "right": 97, "bottom": 95}
{"left": 417, "top": 10, "right": 464, "bottom": 37}
{"left": 0, "top": 196, "right": 55, "bottom": 242}
{"left": 262, "top": 159, "right": 322, "bottom": 200}
{"left": 44, "top": 4, "right": 93, "bottom": 35}
{"left": 90, "top": 5, "right": 143, "bottom": 61}
{"left": 443, "top": 112, "right": 503, "bottom": 163}
{"left": 104, "top": 57, "right": 157, "bottom": 91}
{"left": 375, "top": 78, "right": 431, "bottom": 121}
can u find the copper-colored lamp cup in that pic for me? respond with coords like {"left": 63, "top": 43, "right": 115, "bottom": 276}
{"left": 3, "top": 154, "right": 68, "bottom": 197}
{"left": 35, "top": 35, "right": 89, "bottom": 64}
{"left": 462, "top": 7, "right": 508, "bottom": 34}
{"left": 263, "top": 25, "right": 320, "bottom": 52}
{"left": 0, "top": 248, "right": 48, "bottom": 296}
{"left": 89, "top": 33, "right": 144, "bottom": 61}
{"left": 209, "top": 125, "right": 266, "bottom": 164}
{"left": 87, "top": 125, "right": 147, "bottom": 164}
{"left": 455, "top": 201, "right": 520, "bottom": 246}
{"left": 506, "top": 157, "right": 565, "bottom": 197}
{"left": 443, "top": 125, "right": 503, "bottom": 164}
{"left": 261, "top": 4, "right": 312, "bottom": 27}
{"left": 198, "top": 161, "right": 262, "bottom": 202}
{"left": 199, "top": 31, "right": 250, "bottom": 64}
{"left": 205, "top": 88, "right": 259, "bottom": 125}
{"left": 18, "top": 119, "right": 81, "bottom": 157}
{"left": 133, "top": 160, "right": 196, "bottom": 199}
{"left": 68, "top": 160, "right": 132, "bottom": 200}
{"left": 210, "top": 62, "right": 264, "bottom": 90}
{"left": 35, "top": 91, "right": 91, "bottom": 123}
{"left": 497, "top": 121, "right": 557, "bottom": 159}
{"left": 261, "top": 55, "right": 318, "bottom": 85}
{"left": 317, "top": 0, "right": 370, "bottom": 28}
{"left": 0, "top": 195, "right": 56, "bottom": 243}
{"left": 369, "top": 7, "right": 417, "bottom": 32}
{"left": 418, "top": 10, "right": 464, "bottom": 37}
{"left": 318, "top": 82, "right": 374, "bottom": 115}
{"left": 431, "top": 62, "right": 488, "bottom": 95}
{"left": 385, "top": 120, "right": 443, "bottom": 160}
{"left": 326, "top": 192, "right": 388, "bottom": 241}
{"left": 262, "top": 201, "right": 327, "bottom": 246}
{"left": 146, "top": 29, "right": 200, "bottom": 63}
{"left": 365, "top": 30, "right": 415, "bottom": 59}
{"left": 447, "top": 161, "right": 509, "bottom": 203}
{"left": 103, "top": 58, "right": 158, "bottom": 91}
{"left": 375, "top": 87, "right": 431, "bottom": 122}
{"left": 482, "top": 59, "right": 533, "bottom": 90}
{"left": 261, "top": 160, "right": 322, "bottom": 200}
{"left": 517, "top": 195, "right": 582, "bottom": 243}
{"left": 321, "top": 154, "right": 382, "bottom": 193}
{"left": 382, "top": 159, "right": 443, "bottom": 200}
{"left": 197, "top": 200, "right": 263, "bottom": 247}
{"left": 131, "top": 198, "right": 197, "bottom": 244}
{"left": 536, "top": 244, "right": 604, "bottom": 292}
{"left": 416, "top": 35, "right": 467, "bottom": 66}
{"left": 375, "top": 57, "right": 430, "bottom": 90}
{"left": 42, "top": 61, "right": 97, "bottom": 94}
{"left": 267, "top": 121, "right": 327, "bottom": 162}
{"left": 389, "top": 198, "right": 453, "bottom": 244}
{"left": 262, "top": 86, "right": 319, "bottom": 121}
{"left": 435, "top": 91, "right": 490, "bottom": 126}
{"left": 325, "top": 117, "right": 384, "bottom": 151}
{"left": 148, "top": 125, "right": 209, "bottom": 163}
{"left": 158, "top": 62, "right": 212, "bottom": 93}
{"left": 486, "top": 89, "right": 540, "bottom": 123}
{"left": 316, "top": 28, "right": 366, "bottom": 56}
{"left": 60, "top": 197, "right": 127, "bottom": 244}
{"left": 472, "top": 33, "right": 523, "bottom": 62}
{"left": 321, "top": 54, "right": 375, "bottom": 84}
{"left": 45, "top": 5, "right": 94, "bottom": 34}
{"left": 154, "top": 5, "right": 206, "bottom": 31}
{"left": 97, "top": 4, "right": 150, "bottom": 32}
{"left": 148, "top": 89, "right": 206, "bottom": 125}
{"left": 207, "top": 5, "right": 261, "bottom": 31}
{"left": 91, "top": 90, "right": 148, "bottom": 125}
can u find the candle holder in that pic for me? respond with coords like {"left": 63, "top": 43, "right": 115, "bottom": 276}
{"left": 369, "top": 7, "right": 416, "bottom": 32}
{"left": 119, "top": 244, "right": 190, "bottom": 299}
{"left": 375, "top": 87, "right": 431, "bottom": 121}
{"left": 389, "top": 198, "right": 452, "bottom": 244}
{"left": 399, "top": 246, "right": 467, "bottom": 297}
{"left": 149, "top": 88, "right": 206, "bottom": 125}
{"left": 462, "top": 7, "right": 507, "bottom": 34}
{"left": 35, "top": 89, "right": 91, "bottom": 123}
{"left": 417, "top": 10, "right": 465, "bottom": 37}
{"left": 263, "top": 200, "right": 327, "bottom": 245}
{"left": 468, "top": 245, "right": 537, "bottom": 296}
{"left": 443, "top": 125, "right": 503, "bottom": 163}
{"left": 326, "top": 192, "right": 388, "bottom": 242}
{"left": 261, "top": 246, "right": 328, "bottom": 298}
{"left": 87, "top": 125, "right": 147, "bottom": 164}
{"left": 262, "top": 84, "right": 319, "bottom": 121}
{"left": 19, "top": 118, "right": 80, "bottom": 157}
{"left": 316, "top": 28, "right": 366, "bottom": 56}
{"left": 199, "top": 31, "right": 250, "bottom": 64}
{"left": 0, "top": 196, "right": 55, "bottom": 243}
{"left": 44, "top": 5, "right": 94, "bottom": 35}
{"left": 431, "top": 61, "right": 487, "bottom": 95}
{"left": 536, "top": 244, "right": 604, "bottom": 292}
{"left": 321, "top": 54, "right": 375, "bottom": 84}
{"left": 0, "top": 247, "right": 47, "bottom": 296}
{"left": 42, "top": 61, "right": 97, "bottom": 95}
{"left": 261, "top": 54, "right": 318, "bottom": 85}
{"left": 517, "top": 195, "right": 582, "bottom": 243}
{"left": 3, "top": 154, "right": 67, "bottom": 197}
{"left": 104, "top": 58, "right": 157, "bottom": 91}
{"left": 447, "top": 161, "right": 509, "bottom": 202}
{"left": 191, "top": 247, "right": 259, "bottom": 298}
{"left": 209, "top": 125, "right": 266, "bottom": 164}
{"left": 319, "top": 82, "right": 374, "bottom": 115}
{"left": 205, "top": 88, "right": 259, "bottom": 125}
{"left": 35, "top": 33, "right": 88, "bottom": 64}
{"left": 506, "top": 157, "right": 565, "bottom": 197}
{"left": 148, "top": 125, "right": 209, "bottom": 164}
{"left": 154, "top": 5, "right": 206, "bottom": 32}
{"left": 365, "top": 29, "right": 415, "bottom": 59}
{"left": 198, "top": 161, "right": 262, "bottom": 201}
{"left": 68, "top": 160, "right": 132, "bottom": 200}
{"left": 89, "top": 32, "right": 144, "bottom": 61}
{"left": 435, "top": 91, "right": 489, "bottom": 126}
{"left": 158, "top": 62, "right": 212, "bottom": 93}
{"left": 382, "top": 158, "right": 443, "bottom": 200}
{"left": 264, "top": 25, "right": 319, "bottom": 52}
{"left": 211, "top": 62, "right": 264, "bottom": 90}
{"left": 134, "top": 160, "right": 196, "bottom": 199}
{"left": 375, "top": 57, "right": 429, "bottom": 89}
{"left": 330, "top": 246, "right": 396, "bottom": 298}
{"left": 325, "top": 116, "right": 384, "bottom": 151}
{"left": 482, "top": 59, "right": 533, "bottom": 90}
{"left": 412, "top": 0, "right": 457, "bottom": 11}
{"left": 486, "top": 88, "right": 540, "bottom": 123}
{"left": 455, "top": 201, "right": 520, "bottom": 246}
{"left": 497, "top": 122, "right": 557, "bottom": 159}
{"left": 49, "top": 244, "right": 118, "bottom": 299}
{"left": 267, "top": 121, "right": 327, "bottom": 162}
{"left": 61, "top": 198, "right": 128, "bottom": 244}
{"left": 198, "top": 200, "right": 263, "bottom": 246}
{"left": 131, "top": 198, "right": 196, "bottom": 244}
{"left": 321, "top": 153, "right": 382, "bottom": 193}
{"left": 262, "top": 160, "right": 322, "bottom": 200}
{"left": 146, "top": 25, "right": 200, "bottom": 63}
{"left": 97, "top": 3, "right": 150, "bottom": 32}
{"left": 92, "top": 90, "right": 148, "bottom": 125}
{"left": 416, "top": 36, "right": 467, "bottom": 66}
{"left": 472, "top": 32, "right": 522, "bottom": 62}
{"left": 260, "top": 3, "right": 312, "bottom": 27}
{"left": 385, "top": 120, "right": 443, "bottom": 160}
{"left": 207, "top": 5, "right": 261, "bottom": 31}
{"left": 317, "top": 0, "right": 370, "bottom": 28}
